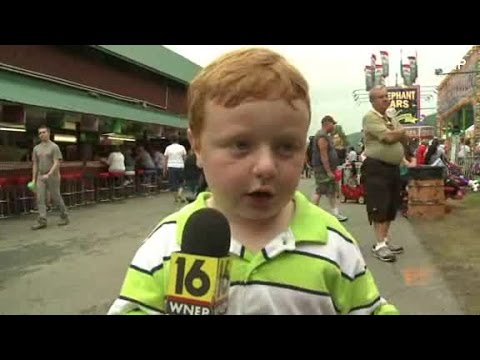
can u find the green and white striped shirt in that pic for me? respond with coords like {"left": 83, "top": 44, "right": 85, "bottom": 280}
{"left": 108, "top": 191, "right": 398, "bottom": 315}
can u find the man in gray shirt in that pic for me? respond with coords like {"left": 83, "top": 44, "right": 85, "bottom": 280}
{"left": 31, "top": 125, "right": 69, "bottom": 230}
{"left": 311, "top": 116, "right": 347, "bottom": 222}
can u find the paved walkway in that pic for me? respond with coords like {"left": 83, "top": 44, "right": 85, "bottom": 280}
{"left": 302, "top": 180, "right": 463, "bottom": 314}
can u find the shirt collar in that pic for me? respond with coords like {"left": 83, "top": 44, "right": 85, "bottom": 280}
{"left": 371, "top": 108, "right": 388, "bottom": 119}
{"left": 175, "top": 191, "right": 330, "bottom": 259}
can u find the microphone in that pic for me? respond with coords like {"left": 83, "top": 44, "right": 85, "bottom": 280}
{"left": 166, "top": 208, "right": 232, "bottom": 315}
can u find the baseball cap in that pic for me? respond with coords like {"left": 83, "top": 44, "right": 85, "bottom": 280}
{"left": 321, "top": 115, "right": 337, "bottom": 125}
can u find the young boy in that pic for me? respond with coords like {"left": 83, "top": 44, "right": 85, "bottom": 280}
{"left": 108, "top": 48, "right": 398, "bottom": 315}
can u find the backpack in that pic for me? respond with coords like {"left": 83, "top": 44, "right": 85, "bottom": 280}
{"left": 306, "top": 136, "right": 315, "bottom": 165}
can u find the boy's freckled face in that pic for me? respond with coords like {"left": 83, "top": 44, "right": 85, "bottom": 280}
{"left": 192, "top": 99, "right": 310, "bottom": 222}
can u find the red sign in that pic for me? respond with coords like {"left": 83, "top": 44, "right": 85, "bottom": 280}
{"left": 404, "top": 125, "right": 435, "bottom": 139}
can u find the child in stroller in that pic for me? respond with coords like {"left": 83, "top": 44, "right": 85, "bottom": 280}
{"left": 444, "top": 162, "right": 468, "bottom": 199}
{"left": 339, "top": 160, "right": 365, "bottom": 204}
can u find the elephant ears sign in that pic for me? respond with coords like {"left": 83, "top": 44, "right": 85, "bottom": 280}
{"left": 387, "top": 86, "right": 420, "bottom": 125}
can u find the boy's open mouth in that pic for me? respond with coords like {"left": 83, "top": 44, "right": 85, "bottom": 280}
{"left": 247, "top": 190, "right": 274, "bottom": 200}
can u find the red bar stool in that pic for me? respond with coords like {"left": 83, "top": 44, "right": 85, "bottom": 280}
{"left": 73, "top": 172, "right": 85, "bottom": 207}
{"left": 148, "top": 169, "right": 159, "bottom": 196}
{"left": 109, "top": 171, "right": 125, "bottom": 201}
{"left": 82, "top": 172, "right": 96, "bottom": 205}
{"left": 139, "top": 169, "right": 158, "bottom": 196}
{"left": 136, "top": 169, "right": 146, "bottom": 196}
{"left": 124, "top": 170, "right": 136, "bottom": 198}
{"left": 61, "top": 173, "right": 78, "bottom": 208}
{"left": 97, "top": 172, "right": 111, "bottom": 202}
{"left": 15, "top": 176, "right": 34, "bottom": 215}
{"left": 0, "top": 177, "right": 13, "bottom": 218}
{"left": 158, "top": 171, "right": 169, "bottom": 192}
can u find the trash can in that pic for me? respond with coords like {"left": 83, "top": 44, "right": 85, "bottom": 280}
{"left": 407, "top": 166, "right": 445, "bottom": 219}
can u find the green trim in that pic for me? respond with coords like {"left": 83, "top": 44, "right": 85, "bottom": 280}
{"left": 121, "top": 267, "right": 166, "bottom": 312}
{"left": 93, "top": 45, "right": 202, "bottom": 84}
{"left": 0, "top": 70, "right": 188, "bottom": 129}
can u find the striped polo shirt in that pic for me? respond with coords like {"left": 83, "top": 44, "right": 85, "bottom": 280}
{"left": 108, "top": 191, "right": 398, "bottom": 315}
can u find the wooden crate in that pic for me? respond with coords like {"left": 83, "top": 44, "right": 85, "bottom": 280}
{"left": 407, "top": 179, "right": 445, "bottom": 219}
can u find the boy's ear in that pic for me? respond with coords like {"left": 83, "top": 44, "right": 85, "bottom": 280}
{"left": 187, "top": 128, "right": 203, "bottom": 168}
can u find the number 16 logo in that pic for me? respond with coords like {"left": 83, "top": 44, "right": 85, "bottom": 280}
{"left": 174, "top": 258, "right": 211, "bottom": 297}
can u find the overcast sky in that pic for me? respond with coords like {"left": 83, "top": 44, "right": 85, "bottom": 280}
{"left": 164, "top": 45, "right": 472, "bottom": 135}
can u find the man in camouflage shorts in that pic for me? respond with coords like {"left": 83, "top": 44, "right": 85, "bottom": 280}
{"left": 311, "top": 116, "right": 348, "bottom": 222}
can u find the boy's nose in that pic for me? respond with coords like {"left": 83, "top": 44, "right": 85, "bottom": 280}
{"left": 252, "top": 148, "right": 277, "bottom": 180}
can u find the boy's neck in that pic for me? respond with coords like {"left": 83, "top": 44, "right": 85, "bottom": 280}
{"left": 206, "top": 197, "right": 295, "bottom": 252}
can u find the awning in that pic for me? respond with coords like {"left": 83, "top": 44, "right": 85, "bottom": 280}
{"left": 93, "top": 45, "right": 202, "bottom": 85}
{"left": 0, "top": 69, "right": 188, "bottom": 129}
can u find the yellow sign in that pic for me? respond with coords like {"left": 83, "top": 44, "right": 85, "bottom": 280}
{"left": 166, "top": 253, "right": 231, "bottom": 315}
{"left": 387, "top": 86, "right": 420, "bottom": 124}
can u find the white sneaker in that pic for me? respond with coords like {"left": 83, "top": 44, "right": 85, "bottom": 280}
{"left": 335, "top": 213, "right": 348, "bottom": 222}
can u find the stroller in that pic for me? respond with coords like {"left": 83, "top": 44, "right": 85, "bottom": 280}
{"left": 339, "top": 161, "right": 365, "bottom": 204}
{"left": 444, "top": 162, "right": 468, "bottom": 200}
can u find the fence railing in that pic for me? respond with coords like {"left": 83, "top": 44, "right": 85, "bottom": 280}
{"left": 457, "top": 155, "right": 480, "bottom": 179}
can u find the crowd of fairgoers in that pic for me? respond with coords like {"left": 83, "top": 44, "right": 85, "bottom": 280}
{"left": 303, "top": 134, "right": 480, "bottom": 211}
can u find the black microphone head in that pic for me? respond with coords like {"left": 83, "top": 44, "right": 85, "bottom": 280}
{"left": 181, "top": 208, "right": 231, "bottom": 257}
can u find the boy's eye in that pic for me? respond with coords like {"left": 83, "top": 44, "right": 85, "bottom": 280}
{"left": 280, "top": 143, "right": 294, "bottom": 151}
{"left": 233, "top": 141, "right": 249, "bottom": 151}
{"left": 277, "top": 143, "right": 296, "bottom": 155}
